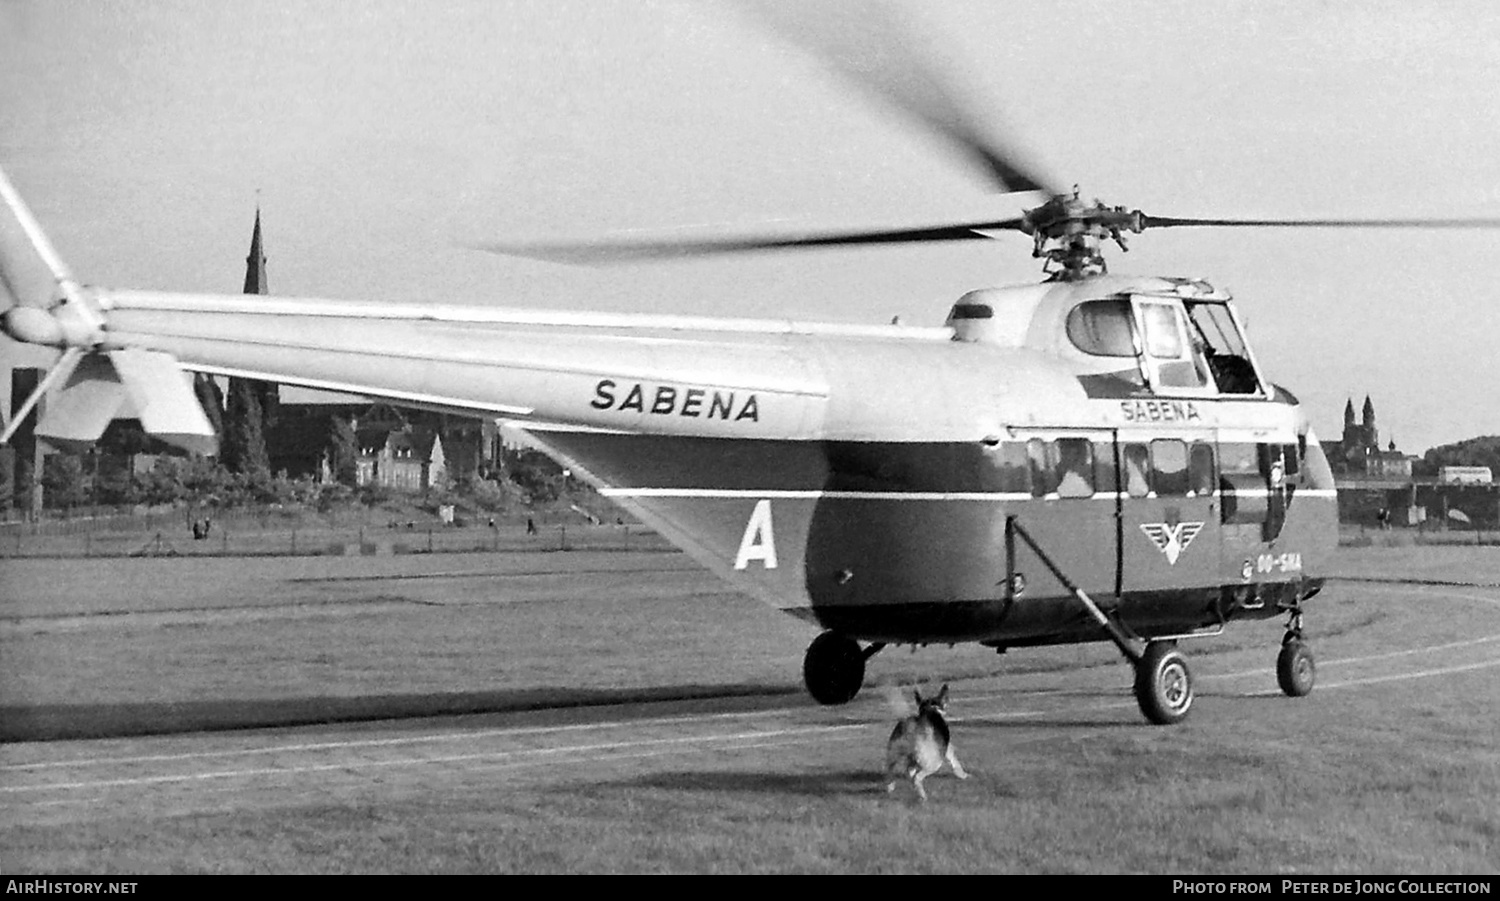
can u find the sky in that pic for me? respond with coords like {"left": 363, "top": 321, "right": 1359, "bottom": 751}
{"left": 2, "top": 0, "right": 1499, "bottom": 454}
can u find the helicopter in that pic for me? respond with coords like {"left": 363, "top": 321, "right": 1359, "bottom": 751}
{"left": 5, "top": 5, "right": 1500, "bottom": 726}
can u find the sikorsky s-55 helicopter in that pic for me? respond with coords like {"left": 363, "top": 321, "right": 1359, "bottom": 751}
{"left": 5, "top": 6, "right": 1500, "bottom": 726}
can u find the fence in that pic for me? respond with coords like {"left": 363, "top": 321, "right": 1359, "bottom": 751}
{"left": 0, "top": 506, "right": 670, "bottom": 558}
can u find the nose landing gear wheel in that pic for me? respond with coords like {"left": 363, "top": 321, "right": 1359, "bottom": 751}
{"left": 1134, "top": 641, "right": 1193, "bottom": 725}
{"left": 802, "top": 631, "right": 868, "bottom": 705}
{"left": 1277, "top": 637, "right": 1316, "bottom": 697}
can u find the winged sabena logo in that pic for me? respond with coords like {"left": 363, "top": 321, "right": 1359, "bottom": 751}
{"left": 1139, "top": 521, "right": 1205, "bottom": 565}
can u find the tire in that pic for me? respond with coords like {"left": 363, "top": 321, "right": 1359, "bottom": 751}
{"left": 1277, "top": 639, "right": 1316, "bottom": 697}
{"left": 802, "top": 631, "right": 866, "bottom": 705}
{"left": 1134, "top": 641, "right": 1193, "bottom": 725}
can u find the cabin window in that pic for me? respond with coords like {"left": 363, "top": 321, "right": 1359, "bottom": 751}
{"left": 1056, "top": 438, "right": 1095, "bottom": 498}
{"left": 985, "top": 441, "right": 1031, "bottom": 493}
{"left": 1028, "top": 439, "right": 1059, "bottom": 497}
{"left": 1258, "top": 443, "right": 1296, "bottom": 486}
{"left": 1220, "top": 442, "right": 1258, "bottom": 474}
{"left": 1150, "top": 439, "right": 1190, "bottom": 496}
{"left": 1066, "top": 299, "right": 1136, "bottom": 357}
{"left": 1094, "top": 440, "right": 1118, "bottom": 496}
{"left": 1189, "top": 442, "right": 1217, "bottom": 497}
{"left": 1123, "top": 443, "right": 1151, "bottom": 498}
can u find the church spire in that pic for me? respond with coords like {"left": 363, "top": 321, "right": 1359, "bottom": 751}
{"left": 223, "top": 207, "right": 278, "bottom": 470}
{"left": 1344, "top": 398, "right": 1355, "bottom": 426}
{"left": 1362, "top": 395, "right": 1375, "bottom": 427}
{"left": 243, "top": 209, "right": 267, "bottom": 295}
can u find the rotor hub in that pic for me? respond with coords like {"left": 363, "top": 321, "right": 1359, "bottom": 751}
{"left": 1021, "top": 188, "right": 1145, "bottom": 280}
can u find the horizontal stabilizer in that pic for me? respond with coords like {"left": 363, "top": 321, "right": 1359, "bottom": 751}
{"left": 31, "top": 352, "right": 112, "bottom": 450}
{"left": 37, "top": 349, "right": 218, "bottom": 456}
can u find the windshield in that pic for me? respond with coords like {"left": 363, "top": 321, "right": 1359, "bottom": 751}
{"left": 1184, "top": 301, "right": 1261, "bottom": 394}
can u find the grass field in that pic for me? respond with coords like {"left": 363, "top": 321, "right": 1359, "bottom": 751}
{"left": 2, "top": 543, "right": 1499, "bottom": 873}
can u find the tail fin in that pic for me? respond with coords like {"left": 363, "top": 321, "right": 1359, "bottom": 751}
{"left": 0, "top": 166, "right": 216, "bottom": 454}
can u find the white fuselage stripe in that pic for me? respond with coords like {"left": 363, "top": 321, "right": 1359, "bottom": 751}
{"left": 599, "top": 487, "right": 1339, "bottom": 500}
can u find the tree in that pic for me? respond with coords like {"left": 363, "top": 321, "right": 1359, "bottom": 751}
{"left": 1423, "top": 436, "right": 1500, "bottom": 477}
{"left": 94, "top": 454, "right": 142, "bottom": 507}
{"left": 140, "top": 457, "right": 188, "bottom": 506}
{"left": 221, "top": 378, "right": 270, "bottom": 479}
{"left": 504, "top": 447, "right": 565, "bottom": 504}
{"left": 41, "top": 452, "right": 89, "bottom": 511}
{"left": 328, "top": 415, "right": 359, "bottom": 487}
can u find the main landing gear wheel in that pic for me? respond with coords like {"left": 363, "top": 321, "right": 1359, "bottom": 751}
{"left": 1277, "top": 637, "right": 1316, "bottom": 697}
{"left": 1133, "top": 641, "right": 1194, "bottom": 725}
{"left": 803, "top": 631, "right": 880, "bottom": 705}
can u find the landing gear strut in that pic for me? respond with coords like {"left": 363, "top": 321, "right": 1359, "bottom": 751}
{"left": 1276, "top": 608, "right": 1315, "bottom": 697}
{"left": 1007, "top": 516, "right": 1197, "bottom": 725}
{"left": 803, "top": 632, "right": 885, "bottom": 705}
{"left": 1133, "top": 640, "right": 1194, "bottom": 725}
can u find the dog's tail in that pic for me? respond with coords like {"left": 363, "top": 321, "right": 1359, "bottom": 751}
{"left": 880, "top": 683, "right": 914, "bottom": 717}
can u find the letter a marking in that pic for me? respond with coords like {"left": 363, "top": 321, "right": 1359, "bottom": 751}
{"left": 734, "top": 499, "right": 778, "bottom": 570}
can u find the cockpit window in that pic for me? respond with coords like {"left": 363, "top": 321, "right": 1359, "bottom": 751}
{"left": 1065, "top": 299, "right": 1136, "bottom": 357}
{"left": 1184, "top": 301, "right": 1262, "bottom": 394}
{"left": 1132, "top": 298, "right": 1211, "bottom": 391}
{"left": 1140, "top": 303, "right": 1185, "bottom": 359}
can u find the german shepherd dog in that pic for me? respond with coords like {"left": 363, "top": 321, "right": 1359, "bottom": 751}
{"left": 885, "top": 684, "right": 968, "bottom": 801}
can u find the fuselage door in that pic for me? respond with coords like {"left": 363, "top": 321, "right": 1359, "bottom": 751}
{"left": 1116, "top": 434, "right": 1223, "bottom": 597}
{"left": 1003, "top": 431, "right": 1121, "bottom": 602}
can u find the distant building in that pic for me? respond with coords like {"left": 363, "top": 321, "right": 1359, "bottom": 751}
{"left": 357, "top": 426, "right": 446, "bottom": 492}
{"left": 1334, "top": 395, "right": 1412, "bottom": 480}
{"left": 1439, "top": 465, "right": 1493, "bottom": 485}
{"left": 263, "top": 401, "right": 496, "bottom": 489}
{"left": 239, "top": 209, "right": 279, "bottom": 424}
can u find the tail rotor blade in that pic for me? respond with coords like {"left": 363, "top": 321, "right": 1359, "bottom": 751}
{"left": 0, "top": 165, "right": 105, "bottom": 338}
{"left": 0, "top": 347, "right": 83, "bottom": 446}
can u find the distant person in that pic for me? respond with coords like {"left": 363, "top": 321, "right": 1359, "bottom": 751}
{"left": 192, "top": 520, "right": 205, "bottom": 540}
{"left": 526, "top": 517, "right": 537, "bottom": 536}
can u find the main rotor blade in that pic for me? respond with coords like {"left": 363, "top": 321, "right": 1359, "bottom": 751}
{"left": 478, "top": 218, "right": 1029, "bottom": 264}
{"left": 735, "top": 0, "right": 1059, "bottom": 196}
{"left": 1142, "top": 215, "right": 1500, "bottom": 230}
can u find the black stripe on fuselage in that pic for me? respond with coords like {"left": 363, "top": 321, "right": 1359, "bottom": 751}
{"left": 537, "top": 432, "right": 1331, "bottom": 494}
{"left": 786, "top": 579, "right": 1316, "bottom": 646}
